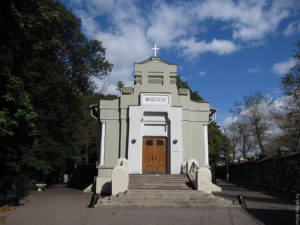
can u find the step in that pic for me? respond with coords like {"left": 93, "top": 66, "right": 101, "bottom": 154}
{"left": 98, "top": 200, "right": 235, "bottom": 208}
{"left": 100, "top": 198, "right": 224, "bottom": 205}
{"left": 97, "top": 175, "right": 234, "bottom": 208}
{"left": 128, "top": 174, "right": 194, "bottom": 190}
{"left": 97, "top": 189, "right": 237, "bottom": 208}
{"left": 114, "top": 191, "right": 214, "bottom": 199}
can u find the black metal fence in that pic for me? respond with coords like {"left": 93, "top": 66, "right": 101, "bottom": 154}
{"left": 215, "top": 152, "right": 300, "bottom": 192}
{"left": 0, "top": 174, "right": 30, "bottom": 206}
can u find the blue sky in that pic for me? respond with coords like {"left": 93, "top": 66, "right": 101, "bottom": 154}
{"left": 61, "top": 0, "right": 300, "bottom": 127}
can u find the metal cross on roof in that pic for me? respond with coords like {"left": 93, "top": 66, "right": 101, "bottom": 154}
{"left": 152, "top": 44, "right": 160, "bottom": 57}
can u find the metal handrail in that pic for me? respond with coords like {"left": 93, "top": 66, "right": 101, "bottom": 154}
{"left": 188, "top": 162, "right": 199, "bottom": 181}
{"left": 182, "top": 163, "right": 188, "bottom": 174}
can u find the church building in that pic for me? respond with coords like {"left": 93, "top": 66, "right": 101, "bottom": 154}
{"left": 90, "top": 48, "right": 217, "bottom": 194}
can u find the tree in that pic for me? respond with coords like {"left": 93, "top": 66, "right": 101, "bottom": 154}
{"left": 0, "top": 72, "right": 38, "bottom": 174}
{"left": 224, "top": 123, "right": 239, "bottom": 159}
{"left": 0, "top": 0, "right": 113, "bottom": 179}
{"left": 238, "top": 121, "right": 252, "bottom": 158}
{"left": 176, "top": 76, "right": 228, "bottom": 162}
{"left": 232, "top": 90, "right": 271, "bottom": 153}
{"left": 176, "top": 76, "right": 204, "bottom": 101}
{"left": 208, "top": 121, "right": 231, "bottom": 163}
{"left": 116, "top": 81, "right": 125, "bottom": 93}
{"left": 78, "top": 93, "right": 117, "bottom": 165}
{"left": 278, "top": 41, "right": 300, "bottom": 151}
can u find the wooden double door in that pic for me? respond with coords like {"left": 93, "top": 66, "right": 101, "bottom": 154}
{"left": 142, "top": 137, "right": 167, "bottom": 173}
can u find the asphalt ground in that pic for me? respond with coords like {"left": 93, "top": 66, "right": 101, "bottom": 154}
{"left": 214, "top": 179, "right": 297, "bottom": 225}
{"left": 1, "top": 180, "right": 297, "bottom": 225}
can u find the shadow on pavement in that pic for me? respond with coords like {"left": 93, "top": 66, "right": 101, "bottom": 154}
{"left": 215, "top": 179, "right": 297, "bottom": 225}
{"left": 246, "top": 208, "right": 295, "bottom": 225}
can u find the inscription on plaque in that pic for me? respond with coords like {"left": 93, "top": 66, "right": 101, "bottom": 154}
{"left": 142, "top": 95, "right": 169, "bottom": 105}
{"left": 145, "top": 97, "right": 166, "bottom": 103}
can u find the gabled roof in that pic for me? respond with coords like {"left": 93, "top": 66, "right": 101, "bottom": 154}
{"left": 136, "top": 57, "right": 176, "bottom": 65}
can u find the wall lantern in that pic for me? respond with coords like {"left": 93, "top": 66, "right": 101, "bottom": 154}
{"left": 173, "top": 139, "right": 178, "bottom": 145}
{"left": 131, "top": 138, "right": 137, "bottom": 144}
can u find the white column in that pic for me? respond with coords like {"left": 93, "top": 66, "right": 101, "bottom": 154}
{"left": 203, "top": 124, "right": 209, "bottom": 167}
{"left": 100, "top": 122, "right": 106, "bottom": 165}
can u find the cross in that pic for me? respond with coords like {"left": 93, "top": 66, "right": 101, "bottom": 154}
{"left": 152, "top": 44, "right": 160, "bottom": 57}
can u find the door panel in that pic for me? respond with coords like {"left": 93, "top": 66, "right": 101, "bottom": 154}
{"left": 143, "top": 137, "right": 167, "bottom": 173}
{"left": 143, "top": 138, "right": 154, "bottom": 172}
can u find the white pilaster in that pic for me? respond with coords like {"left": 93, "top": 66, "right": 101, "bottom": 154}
{"left": 203, "top": 124, "right": 210, "bottom": 168}
{"left": 100, "top": 122, "right": 106, "bottom": 165}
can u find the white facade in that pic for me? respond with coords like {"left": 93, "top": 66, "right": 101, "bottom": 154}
{"left": 128, "top": 93, "right": 183, "bottom": 174}
{"left": 91, "top": 57, "right": 216, "bottom": 194}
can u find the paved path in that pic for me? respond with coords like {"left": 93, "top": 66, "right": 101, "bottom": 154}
{"left": 2, "top": 181, "right": 295, "bottom": 225}
{"left": 215, "top": 179, "right": 296, "bottom": 225}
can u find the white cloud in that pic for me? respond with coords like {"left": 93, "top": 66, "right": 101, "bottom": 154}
{"left": 75, "top": 10, "right": 99, "bottom": 38}
{"left": 69, "top": 0, "right": 150, "bottom": 94}
{"left": 271, "top": 58, "right": 296, "bottom": 75}
{"left": 221, "top": 96, "right": 286, "bottom": 145}
{"left": 194, "top": 0, "right": 293, "bottom": 41}
{"left": 64, "top": 0, "right": 298, "bottom": 93}
{"left": 247, "top": 65, "right": 261, "bottom": 73}
{"left": 93, "top": 27, "right": 150, "bottom": 94}
{"left": 199, "top": 71, "right": 206, "bottom": 76}
{"left": 179, "top": 38, "right": 238, "bottom": 58}
{"left": 284, "top": 20, "right": 300, "bottom": 36}
{"left": 222, "top": 115, "right": 239, "bottom": 129}
{"left": 146, "top": 2, "right": 190, "bottom": 47}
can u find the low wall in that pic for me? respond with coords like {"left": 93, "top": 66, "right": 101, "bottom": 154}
{"left": 216, "top": 152, "right": 300, "bottom": 192}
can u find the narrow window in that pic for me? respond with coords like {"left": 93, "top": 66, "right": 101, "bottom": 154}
{"left": 146, "top": 140, "right": 153, "bottom": 146}
{"left": 157, "top": 140, "right": 164, "bottom": 146}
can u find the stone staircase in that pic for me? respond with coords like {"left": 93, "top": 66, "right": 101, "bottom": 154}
{"left": 129, "top": 174, "right": 194, "bottom": 190}
{"left": 97, "top": 174, "right": 236, "bottom": 208}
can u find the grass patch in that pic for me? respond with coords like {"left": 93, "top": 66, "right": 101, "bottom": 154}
{"left": 20, "top": 189, "right": 41, "bottom": 203}
{"left": 28, "top": 190, "right": 40, "bottom": 196}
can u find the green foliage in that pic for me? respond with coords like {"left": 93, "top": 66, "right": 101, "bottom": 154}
{"left": 281, "top": 41, "right": 300, "bottom": 96}
{"left": 190, "top": 90, "right": 204, "bottom": 101}
{"left": 99, "top": 94, "right": 118, "bottom": 100}
{"left": 226, "top": 42, "right": 300, "bottom": 154}
{"left": 176, "top": 76, "right": 204, "bottom": 101}
{"left": 0, "top": 72, "right": 38, "bottom": 174}
{"left": 176, "top": 76, "right": 189, "bottom": 89}
{"left": 278, "top": 41, "right": 300, "bottom": 151}
{"left": 176, "top": 76, "right": 228, "bottom": 162}
{"left": 0, "top": 0, "right": 112, "bottom": 179}
{"left": 116, "top": 81, "right": 125, "bottom": 93}
{"left": 208, "top": 121, "right": 231, "bottom": 163}
{"left": 29, "top": 179, "right": 38, "bottom": 190}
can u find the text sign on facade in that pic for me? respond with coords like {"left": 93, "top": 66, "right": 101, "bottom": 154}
{"left": 142, "top": 95, "right": 169, "bottom": 105}
{"left": 172, "top": 146, "right": 181, "bottom": 152}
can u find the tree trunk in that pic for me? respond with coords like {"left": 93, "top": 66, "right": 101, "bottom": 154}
{"left": 85, "top": 142, "right": 88, "bottom": 165}
{"left": 255, "top": 124, "right": 265, "bottom": 153}
{"left": 295, "top": 121, "right": 300, "bottom": 151}
{"left": 242, "top": 134, "right": 247, "bottom": 158}
{"left": 232, "top": 139, "right": 237, "bottom": 159}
